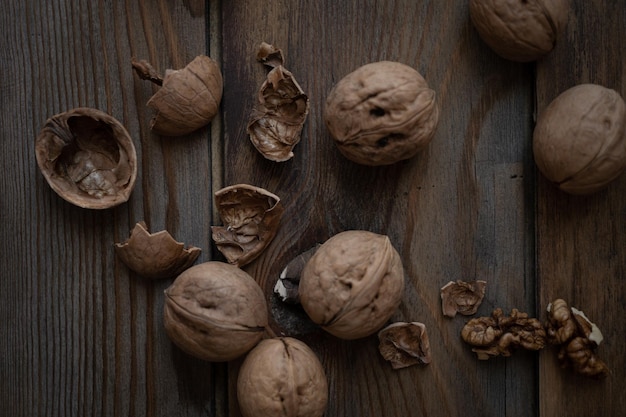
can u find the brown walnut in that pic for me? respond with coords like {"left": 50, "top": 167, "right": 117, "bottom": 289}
{"left": 469, "top": 0, "right": 568, "bottom": 62}
{"left": 324, "top": 61, "right": 439, "bottom": 166}
{"left": 378, "top": 322, "right": 432, "bottom": 369}
{"left": 440, "top": 280, "right": 487, "bottom": 318}
{"left": 299, "top": 230, "right": 405, "bottom": 340}
{"left": 132, "top": 55, "right": 223, "bottom": 136}
{"left": 211, "top": 184, "right": 284, "bottom": 267}
{"left": 533, "top": 83, "right": 626, "bottom": 195}
{"left": 163, "top": 261, "right": 268, "bottom": 362}
{"left": 114, "top": 221, "right": 201, "bottom": 279}
{"left": 35, "top": 107, "right": 137, "bottom": 209}
{"left": 237, "top": 337, "right": 328, "bottom": 417}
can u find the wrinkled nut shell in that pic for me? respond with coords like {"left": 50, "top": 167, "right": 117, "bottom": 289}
{"left": 324, "top": 61, "right": 439, "bottom": 166}
{"left": 299, "top": 230, "right": 405, "bottom": 339}
{"left": 35, "top": 107, "right": 137, "bottom": 209}
{"left": 163, "top": 262, "right": 268, "bottom": 362}
{"left": 237, "top": 337, "right": 328, "bottom": 417}
{"left": 533, "top": 84, "right": 626, "bottom": 195}
{"left": 469, "top": 0, "right": 568, "bottom": 62}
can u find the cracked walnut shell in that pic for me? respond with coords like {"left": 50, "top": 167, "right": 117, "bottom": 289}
{"left": 440, "top": 280, "right": 487, "bottom": 318}
{"left": 35, "top": 107, "right": 137, "bottom": 209}
{"left": 299, "top": 230, "right": 405, "bottom": 340}
{"left": 324, "top": 61, "right": 439, "bottom": 166}
{"left": 378, "top": 322, "right": 431, "bottom": 369}
{"left": 163, "top": 262, "right": 268, "bottom": 362}
{"left": 237, "top": 337, "right": 328, "bottom": 417}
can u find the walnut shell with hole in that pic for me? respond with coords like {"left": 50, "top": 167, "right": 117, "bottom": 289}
{"left": 533, "top": 84, "right": 626, "bottom": 195}
{"left": 324, "top": 61, "right": 439, "bottom": 166}
{"left": 469, "top": 0, "right": 568, "bottom": 62}
{"left": 237, "top": 337, "right": 328, "bottom": 417}
{"left": 299, "top": 230, "right": 405, "bottom": 339}
{"left": 163, "top": 261, "right": 268, "bottom": 362}
{"left": 35, "top": 107, "right": 137, "bottom": 209}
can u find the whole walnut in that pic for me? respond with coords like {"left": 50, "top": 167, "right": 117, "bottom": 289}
{"left": 324, "top": 61, "right": 439, "bottom": 166}
{"left": 299, "top": 230, "right": 405, "bottom": 339}
{"left": 533, "top": 84, "right": 626, "bottom": 195}
{"left": 469, "top": 0, "right": 568, "bottom": 62}
{"left": 237, "top": 337, "right": 328, "bottom": 417}
{"left": 163, "top": 262, "right": 268, "bottom": 362}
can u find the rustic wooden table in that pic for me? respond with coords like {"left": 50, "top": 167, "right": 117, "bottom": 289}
{"left": 1, "top": 1, "right": 625, "bottom": 416}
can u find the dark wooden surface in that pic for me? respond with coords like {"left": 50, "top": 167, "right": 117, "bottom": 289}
{"left": 1, "top": 1, "right": 624, "bottom": 416}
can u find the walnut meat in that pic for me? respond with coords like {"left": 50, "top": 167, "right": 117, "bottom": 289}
{"left": 299, "top": 230, "right": 405, "bottom": 339}
{"left": 132, "top": 55, "right": 223, "bottom": 136}
{"left": 163, "top": 262, "right": 268, "bottom": 362}
{"left": 533, "top": 84, "right": 626, "bottom": 195}
{"left": 237, "top": 337, "right": 328, "bottom": 417}
{"left": 35, "top": 107, "right": 137, "bottom": 209}
{"left": 469, "top": 0, "right": 568, "bottom": 62}
{"left": 324, "top": 61, "right": 439, "bottom": 166}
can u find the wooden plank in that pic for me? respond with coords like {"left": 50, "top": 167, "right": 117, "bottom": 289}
{"left": 536, "top": 1, "right": 626, "bottom": 416}
{"left": 221, "top": 1, "right": 538, "bottom": 416}
{"left": 0, "top": 1, "right": 226, "bottom": 416}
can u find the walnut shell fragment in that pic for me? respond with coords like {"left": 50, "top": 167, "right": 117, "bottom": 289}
{"left": 324, "top": 61, "right": 439, "bottom": 166}
{"left": 440, "top": 280, "right": 487, "bottom": 318}
{"left": 132, "top": 55, "right": 223, "bottom": 136}
{"left": 211, "top": 184, "right": 284, "bottom": 267}
{"left": 163, "top": 261, "right": 268, "bottom": 362}
{"left": 461, "top": 308, "right": 546, "bottom": 360}
{"left": 378, "top": 322, "right": 431, "bottom": 369}
{"left": 237, "top": 337, "right": 328, "bottom": 417}
{"left": 247, "top": 42, "right": 309, "bottom": 162}
{"left": 273, "top": 245, "right": 321, "bottom": 304}
{"left": 114, "top": 221, "right": 201, "bottom": 279}
{"left": 545, "top": 299, "right": 609, "bottom": 378}
{"left": 35, "top": 107, "right": 137, "bottom": 209}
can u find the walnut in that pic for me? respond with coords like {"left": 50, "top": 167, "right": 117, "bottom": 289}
{"left": 440, "top": 280, "right": 487, "bottom": 318}
{"left": 114, "top": 221, "right": 201, "bottom": 279}
{"left": 461, "top": 308, "right": 546, "bottom": 360}
{"left": 247, "top": 42, "right": 309, "bottom": 162}
{"left": 237, "top": 337, "right": 328, "bottom": 417}
{"left": 299, "top": 230, "right": 405, "bottom": 340}
{"left": 163, "top": 261, "right": 268, "bottom": 362}
{"left": 273, "top": 245, "right": 321, "bottom": 304}
{"left": 545, "top": 299, "right": 609, "bottom": 378}
{"left": 533, "top": 84, "right": 626, "bottom": 195}
{"left": 132, "top": 55, "right": 223, "bottom": 136}
{"left": 211, "top": 184, "right": 284, "bottom": 267}
{"left": 378, "top": 322, "right": 431, "bottom": 369}
{"left": 35, "top": 107, "right": 137, "bottom": 209}
{"left": 469, "top": 0, "right": 568, "bottom": 62}
{"left": 324, "top": 61, "right": 439, "bottom": 166}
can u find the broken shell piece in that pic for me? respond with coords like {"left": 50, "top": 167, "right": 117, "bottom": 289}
{"left": 211, "top": 184, "right": 284, "bottom": 267}
{"left": 247, "top": 42, "right": 309, "bottom": 162}
{"left": 440, "top": 280, "right": 487, "bottom": 318}
{"left": 274, "top": 245, "right": 321, "bottom": 304}
{"left": 115, "top": 221, "right": 201, "bottom": 279}
{"left": 378, "top": 322, "right": 431, "bottom": 369}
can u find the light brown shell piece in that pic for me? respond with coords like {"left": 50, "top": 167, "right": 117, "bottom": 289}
{"left": 324, "top": 61, "right": 439, "bottom": 166}
{"left": 237, "top": 337, "right": 328, "bottom": 417}
{"left": 469, "top": 0, "right": 569, "bottom": 62}
{"left": 378, "top": 322, "right": 431, "bottom": 369}
{"left": 35, "top": 107, "right": 137, "bottom": 209}
{"left": 133, "top": 55, "right": 223, "bottom": 136}
{"left": 440, "top": 280, "right": 487, "bottom": 318}
{"left": 163, "top": 261, "right": 268, "bottom": 362}
{"left": 211, "top": 184, "right": 284, "bottom": 267}
{"left": 533, "top": 84, "right": 626, "bottom": 195}
{"left": 299, "top": 230, "right": 405, "bottom": 340}
{"left": 114, "top": 221, "right": 201, "bottom": 279}
{"left": 247, "top": 42, "right": 309, "bottom": 162}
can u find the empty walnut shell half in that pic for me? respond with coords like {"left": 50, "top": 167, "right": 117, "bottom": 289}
{"left": 299, "top": 230, "right": 405, "bottom": 340}
{"left": 35, "top": 107, "right": 137, "bottom": 209}
{"left": 324, "top": 61, "right": 439, "bottom": 166}
{"left": 132, "top": 55, "right": 223, "bottom": 136}
{"left": 211, "top": 184, "right": 284, "bottom": 267}
{"left": 237, "top": 337, "right": 328, "bottom": 417}
{"left": 114, "top": 221, "right": 201, "bottom": 279}
{"left": 440, "top": 280, "right": 487, "bottom": 318}
{"left": 163, "top": 261, "right": 268, "bottom": 362}
{"left": 378, "top": 322, "right": 432, "bottom": 369}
